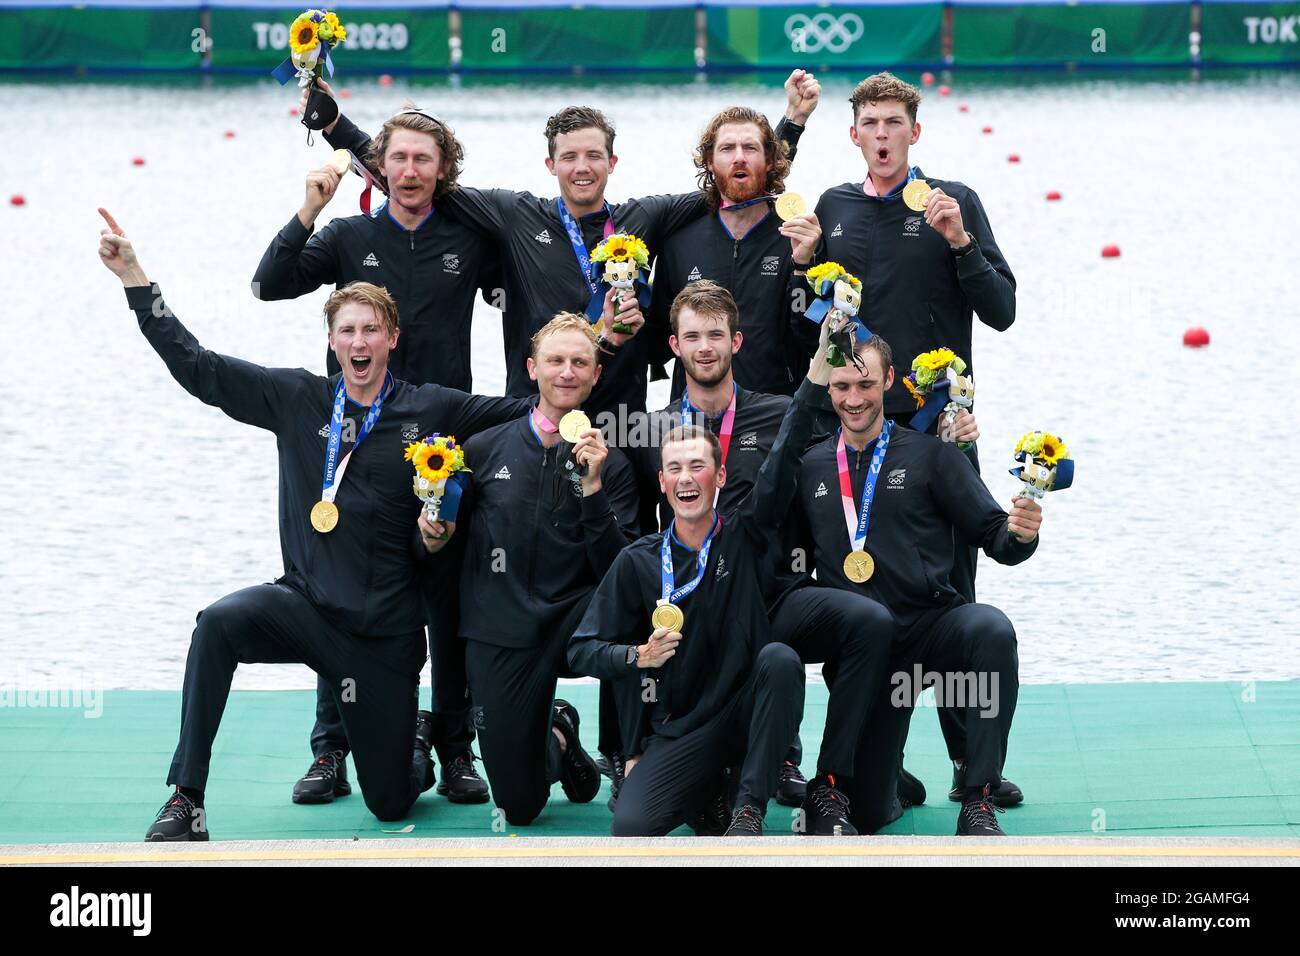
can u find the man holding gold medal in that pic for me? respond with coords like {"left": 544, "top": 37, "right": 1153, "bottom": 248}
{"left": 98, "top": 211, "right": 533, "bottom": 840}
{"left": 569, "top": 314, "right": 860, "bottom": 836}
{"left": 791, "top": 333, "right": 1040, "bottom": 835}
{"left": 813, "top": 71, "right": 1020, "bottom": 807}
{"left": 450, "top": 312, "right": 640, "bottom": 826}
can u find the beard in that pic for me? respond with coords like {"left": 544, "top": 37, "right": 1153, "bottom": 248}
{"left": 685, "top": 351, "right": 732, "bottom": 387}
{"left": 716, "top": 166, "right": 766, "bottom": 204}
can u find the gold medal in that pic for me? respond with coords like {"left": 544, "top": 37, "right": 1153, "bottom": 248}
{"left": 558, "top": 410, "right": 591, "bottom": 444}
{"left": 651, "top": 600, "right": 684, "bottom": 633}
{"left": 311, "top": 500, "right": 339, "bottom": 534}
{"left": 902, "top": 180, "right": 932, "bottom": 213}
{"left": 328, "top": 148, "right": 352, "bottom": 175}
{"left": 843, "top": 549, "right": 874, "bottom": 583}
{"left": 775, "top": 192, "right": 807, "bottom": 222}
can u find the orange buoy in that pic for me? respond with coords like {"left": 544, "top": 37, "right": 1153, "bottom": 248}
{"left": 1182, "top": 327, "right": 1210, "bottom": 348}
{"left": 339, "top": 87, "right": 352, "bottom": 99}
{"left": 959, "top": 103, "right": 969, "bottom": 113}
{"left": 379, "top": 74, "right": 393, "bottom": 87}
{"left": 9, "top": 195, "right": 25, "bottom": 206}
{"left": 921, "top": 72, "right": 935, "bottom": 86}
{"left": 1046, "top": 190, "right": 1062, "bottom": 201}
{"left": 938, "top": 85, "right": 951, "bottom": 96}
{"left": 1101, "top": 245, "right": 1121, "bottom": 258}
{"left": 1007, "top": 153, "right": 1020, "bottom": 163}
{"left": 132, "top": 157, "right": 145, "bottom": 166}
{"left": 982, "top": 126, "right": 993, "bottom": 134}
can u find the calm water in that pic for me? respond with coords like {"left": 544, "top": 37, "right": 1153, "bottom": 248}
{"left": 2, "top": 70, "right": 1299, "bottom": 691}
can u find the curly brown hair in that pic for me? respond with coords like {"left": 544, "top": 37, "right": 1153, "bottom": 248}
{"left": 849, "top": 72, "right": 922, "bottom": 124}
{"left": 693, "top": 107, "right": 791, "bottom": 212}
{"left": 367, "top": 104, "right": 465, "bottom": 201}
{"left": 544, "top": 106, "right": 616, "bottom": 159}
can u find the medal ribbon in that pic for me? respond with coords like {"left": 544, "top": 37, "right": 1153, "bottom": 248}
{"left": 679, "top": 383, "right": 738, "bottom": 469}
{"left": 719, "top": 193, "right": 776, "bottom": 211}
{"left": 835, "top": 420, "right": 893, "bottom": 554}
{"left": 660, "top": 513, "right": 721, "bottom": 607}
{"left": 555, "top": 197, "right": 616, "bottom": 297}
{"left": 321, "top": 373, "right": 393, "bottom": 505}
{"left": 528, "top": 406, "right": 559, "bottom": 445}
{"left": 862, "top": 165, "right": 920, "bottom": 199}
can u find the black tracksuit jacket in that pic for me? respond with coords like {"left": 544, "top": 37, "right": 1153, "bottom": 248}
{"left": 252, "top": 203, "right": 500, "bottom": 391}
{"left": 128, "top": 284, "right": 530, "bottom": 639}
{"left": 813, "top": 171, "right": 1016, "bottom": 417}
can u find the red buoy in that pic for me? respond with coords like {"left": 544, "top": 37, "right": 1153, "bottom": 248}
{"left": 982, "top": 126, "right": 993, "bottom": 134}
{"left": 959, "top": 103, "right": 969, "bottom": 113}
{"left": 1046, "top": 190, "right": 1062, "bottom": 201}
{"left": 9, "top": 195, "right": 25, "bottom": 206}
{"left": 339, "top": 87, "right": 352, "bottom": 99}
{"left": 1101, "top": 245, "right": 1121, "bottom": 258}
{"left": 289, "top": 107, "right": 300, "bottom": 117}
{"left": 379, "top": 74, "right": 393, "bottom": 87}
{"left": 132, "top": 157, "right": 145, "bottom": 166}
{"left": 1182, "top": 327, "right": 1210, "bottom": 348}
{"left": 938, "top": 85, "right": 951, "bottom": 96}
{"left": 921, "top": 72, "right": 935, "bottom": 86}
{"left": 1007, "top": 153, "right": 1021, "bottom": 163}
{"left": 224, "top": 130, "right": 236, "bottom": 139}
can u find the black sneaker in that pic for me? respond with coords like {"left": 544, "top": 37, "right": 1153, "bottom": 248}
{"left": 292, "top": 750, "right": 352, "bottom": 804}
{"left": 800, "top": 774, "right": 858, "bottom": 835}
{"left": 412, "top": 711, "right": 436, "bottom": 794}
{"left": 436, "top": 751, "right": 489, "bottom": 804}
{"left": 552, "top": 699, "right": 600, "bottom": 803}
{"left": 956, "top": 787, "right": 1006, "bottom": 836}
{"left": 774, "top": 760, "right": 807, "bottom": 807}
{"left": 603, "top": 752, "right": 627, "bottom": 812}
{"left": 723, "top": 804, "right": 765, "bottom": 836}
{"left": 145, "top": 790, "right": 209, "bottom": 842}
{"left": 947, "top": 762, "right": 1023, "bottom": 807}
{"left": 688, "top": 772, "right": 731, "bottom": 836}
{"left": 898, "top": 766, "right": 927, "bottom": 808}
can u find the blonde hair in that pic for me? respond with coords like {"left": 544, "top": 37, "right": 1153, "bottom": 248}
{"left": 531, "top": 312, "right": 599, "bottom": 360}
{"left": 324, "top": 281, "right": 400, "bottom": 336}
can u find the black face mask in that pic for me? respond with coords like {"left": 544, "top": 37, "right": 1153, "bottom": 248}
{"left": 302, "top": 84, "right": 339, "bottom": 132}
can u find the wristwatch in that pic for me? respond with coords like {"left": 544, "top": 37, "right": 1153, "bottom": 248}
{"left": 951, "top": 232, "right": 977, "bottom": 257}
{"left": 625, "top": 645, "right": 639, "bottom": 667}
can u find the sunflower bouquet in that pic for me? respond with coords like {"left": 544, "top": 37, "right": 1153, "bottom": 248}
{"left": 1009, "top": 431, "right": 1074, "bottom": 501}
{"left": 272, "top": 9, "right": 346, "bottom": 88}
{"left": 803, "top": 262, "right": 865, "bottom": 367}
{"left": 404, "top": 434, "right": 470, "bottom": 529}
{"left": 588, "top": 233, "right": 651, "bottom": 334}
{"left": 903, "top": 348, "right": 975, "bottom": 447}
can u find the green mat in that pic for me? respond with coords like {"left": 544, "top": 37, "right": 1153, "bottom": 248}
{"left": 1, "top": 682, "right": 1297, "bottom": 843}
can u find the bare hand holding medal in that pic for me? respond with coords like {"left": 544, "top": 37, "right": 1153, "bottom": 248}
{"left": 638, "top": 625, "right": 681, "bottom": 668}
{"left": 560, "top": 410, "right": 608, "bottom": 492}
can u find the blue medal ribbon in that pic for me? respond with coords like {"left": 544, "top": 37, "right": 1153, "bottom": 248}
{"left": 555, "top": 197, "right": 611, "bottom": 299}
{"left": 321, "top": 372, "right": 393, "bottom": 504}
{"left": 660, "top": 513, "right": 721, "bottom": 608}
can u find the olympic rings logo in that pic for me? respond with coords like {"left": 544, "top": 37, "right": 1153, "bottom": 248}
{"left": 784, "top": 13, "right": 865, "bottom": 55}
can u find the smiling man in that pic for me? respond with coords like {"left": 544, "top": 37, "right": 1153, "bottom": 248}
{"left": 453, "top": 311, "right": 640, "bottom": 826}
{"left": 98, "top": 211, "right": 532, "bottom": 840}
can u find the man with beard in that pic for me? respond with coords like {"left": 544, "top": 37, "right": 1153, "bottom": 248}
{"left": 650, "top": 105, "right": 825, "bottom": 398}
{"left": 256, "top": 105, "right": 498, "bottom": 807}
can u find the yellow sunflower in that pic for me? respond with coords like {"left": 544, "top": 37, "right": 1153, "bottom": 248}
{"left": 915, "top": 348, "right": 957, "bottom": 373}
{"left": 625, "top": 236, "right": 650, "bottom": 267}
{"left": 1039, "top": 432, "right": 1069, "bottom": 466}
{"left": 290, "top": 15, "right": 320, "bottom": 55}
{"left": 413, "top": 443, "right": 453, "bottom": 484}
